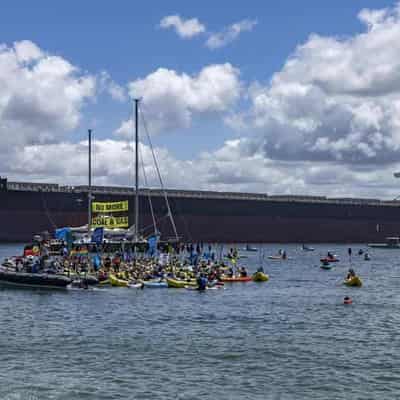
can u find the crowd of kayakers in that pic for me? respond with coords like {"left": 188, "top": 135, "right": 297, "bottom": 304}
{"left": 0, "top": 238, "right": 370, "bottom": 294}
{"left": 1, "top": 239, "right": 270, "bottom": 290}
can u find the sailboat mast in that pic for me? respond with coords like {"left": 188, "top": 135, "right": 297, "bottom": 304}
{"left": 88, "top": 128, "right": 92, "bottom": 234}
{"left": 134, "top": 99, "right": 140, "bottom": 242}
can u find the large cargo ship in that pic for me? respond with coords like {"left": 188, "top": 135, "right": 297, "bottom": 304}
{"left": 1, "top": 177, "right": 400, "bottom": 243}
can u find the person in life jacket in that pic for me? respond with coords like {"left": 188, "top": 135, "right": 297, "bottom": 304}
{"left": 197, "top": 274, "right": 208, "bottom": 291}
{"left": 346, "top": 269, "right": 356, "bottom": 280}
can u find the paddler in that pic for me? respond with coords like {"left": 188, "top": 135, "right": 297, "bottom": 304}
{"left": 196, "top": 274, "right": 208, "bottom": 291}
{"left": 348, "top": 247, "right": 352, "bottom": 259}
{"left": 346, "top": 268, "right": 356, "bottom": 280}
{"left": 112, "top": 253, "right": 121, "bottom": 272}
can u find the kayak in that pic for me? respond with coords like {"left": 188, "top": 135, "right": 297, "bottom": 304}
{"left": 252, "top": 272, "right": 269, "bottom": 282}
{"left": 109, "top": 274, "right": 129, "bottom": 287}
{"left": 166, "top": 278, "right": 198, "bottom": 288}
{"left": 185, "top": 285, "right": 223, "bottom": 291}
{"left": 65, "top": 272, "right": 99, "bottom": 285}
{"left": 302, "top": 246, "right": 315, "bottom": 251}
{"left": 128, "top": 282, "right": 144, "bottom": 289}
{"left": 220, "top": 276, "right": 252, "bottom": 283}
{"left": 208, "top": 279, "right": 224, "bottom": 288}
{"left": 79, "top": 275, "right": 99, "bottom": 286}
{"left": 268, "top": 256, "right": 289, "bottom": 260}
{"left": 142, "top": 280, "right": 168, "bottom": 288}
{"left": 344, "top": 276, "right": 362, "bottom": 287}
{"left": 320, "top": 264, "right": 333, "bottom": 270}
{"left": 320, "top": 257, "right": 339, "bottom": 263}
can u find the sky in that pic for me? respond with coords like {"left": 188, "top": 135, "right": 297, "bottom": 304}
{"left": 1, "top": 0, "right": 400, "bottom": 199}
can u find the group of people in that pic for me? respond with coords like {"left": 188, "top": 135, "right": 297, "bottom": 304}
{"left": 5, "top": 238, "right": 252, "bottom": 289}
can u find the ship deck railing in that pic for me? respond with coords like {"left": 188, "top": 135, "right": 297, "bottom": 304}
{"left": 5, "top": 180, "right": 400, "bottom": 207}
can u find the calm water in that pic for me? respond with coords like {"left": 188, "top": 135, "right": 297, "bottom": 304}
{"left": 0, "top": 243, "right": 399, "bottom": 400}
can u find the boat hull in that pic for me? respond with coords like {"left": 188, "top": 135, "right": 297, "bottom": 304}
{"left": 253, "top": 272, "right": 269, "bottom": 282}
{"left": 3, "top": 185, "right": 400, "bottom": 243}
{"left": 109, "top": 274, "right": 129, "bottom": 287}
{"left": 344, "top": 276, "right": 362, "bottom": 287}
{"left": 0, "top": 269, "right": 71, "bottom": 289}
{"left": 166, "top": 278, "right": 198, "bottom": 288}
{"left": 220, "top": 276, "right": 253, "bottom": 283}
{"left": 142, "top": 281, "right": 168, "bottom": 288}
{"left": 367, "top": 244, "right": 400, "bottom": 249}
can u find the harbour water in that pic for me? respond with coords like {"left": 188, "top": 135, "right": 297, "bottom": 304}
{"left": 0, "top": 243, "right": 400, "bottom": 399}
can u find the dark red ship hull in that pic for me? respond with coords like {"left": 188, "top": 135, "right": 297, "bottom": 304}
{"left": 1, "top": 186, "right": 399, "bottom": 243}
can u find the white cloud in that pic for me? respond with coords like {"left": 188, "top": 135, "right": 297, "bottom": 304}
{"left": 0, "top": 40, "right": 95, "bottom": 150}
{"left": 160, "top": 15, "right": 206, "bottom": 39}
{"left": 206, "top": 19, "right": 258, "bottom": 49}
{"left": 99, "top": 71, "right": 127, "bottom": 102}
{"left": 229, "top": 3, "right": 400, "bottom": 165}
{"left": 14, "top": 40, "right": 43, "bottom": 63}
{"left": 121, "top": 63, "right": 241, "bottom": 134}
{"left": 358, "top": 7, "right": 391, "bottom": 31}
{"left": 6, "top": 4, "right": 400, "bottom": 200}
{"left": 114, "top": 119, "right": 133, "bottom": 139}
{"left": 2, "top": 137, "right": 400, "bottom": 200}
{"left": 1, "top": 138, "right": 190, "bottom": 189}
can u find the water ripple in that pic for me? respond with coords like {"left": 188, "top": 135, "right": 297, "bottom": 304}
{"left": 0, "top": 243, "right": 400, "bottom": 399}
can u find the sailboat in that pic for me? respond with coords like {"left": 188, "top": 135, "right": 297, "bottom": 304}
{"left": 130, "top": 99, "right": 180, "bottom": 246}
{"left": 55, "top": 98, "right": 179, "bottom": 251}
{"left": 84, "top": 99, "right": 179, "bottom": 248}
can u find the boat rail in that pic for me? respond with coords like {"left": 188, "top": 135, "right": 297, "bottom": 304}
{"left": 3, "top": 179, "right": 400, "bottom": 207}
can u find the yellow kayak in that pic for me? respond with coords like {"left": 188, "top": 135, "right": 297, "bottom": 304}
{"left": 109, "top": 274, "right": 129, "bottom": 287}
{"left": 166, "top": 277, "right": 198, "bottom": 288}
{"left": 253, "top": 272, "right": 269, "bottom": 282}
{"left": 344, "top": 276, "right": 362, "bottom": 287}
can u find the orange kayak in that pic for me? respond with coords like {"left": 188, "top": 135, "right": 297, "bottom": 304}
{"left": 220, "top": 276, "right": 252, "bottom": 282}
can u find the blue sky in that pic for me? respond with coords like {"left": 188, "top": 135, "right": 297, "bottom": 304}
{"left": 0, "top": 0, "right": 391, "bottom": 147}
{"left": 1, "top": 0, "right": 400, "bottom": 198}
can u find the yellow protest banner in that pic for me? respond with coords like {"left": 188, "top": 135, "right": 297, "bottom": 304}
{"left": 91, "top": 215, "right": 129, "bottom": 228}
{"left": 92, "top": 200, "right": 129, "bottom": 213}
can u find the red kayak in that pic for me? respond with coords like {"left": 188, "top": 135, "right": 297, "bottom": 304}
{"left": 220, "top": 276, "right": 253, "bottom": 282}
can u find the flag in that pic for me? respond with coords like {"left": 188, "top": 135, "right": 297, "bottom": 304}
{"left": 92, "top": 254, "right": 101, "bottom": 271}
{"left": 55, "top": 227, "right": 71, "bottom": 242}
{"left": 91, "top": 227, "right": 104, "bottom": 245}
{"left": 147, "top": 234, "right": 160, "bottom": 257}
